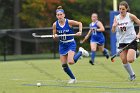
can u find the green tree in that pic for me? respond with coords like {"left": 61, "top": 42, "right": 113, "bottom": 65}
{"left": 19, "top": 0, "right": 63, "bottom": 27}
{"left": 19, "top": 0, "right": 114, "bottom": 27}
{"left": 0, "top": 0, "right": 14, "bottom": 29}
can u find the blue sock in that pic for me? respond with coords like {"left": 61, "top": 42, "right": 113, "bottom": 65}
{"left": 73, "top": 51, "right": 82, "bottom": 63}
{"left": 103, "top": 48, "right": 108, "bottom": 55}
{"left": 62, "top": 64, "right": 75, "bottom": 79}
{"left": 91, "top": 51, "right": 95, "bottom": 63}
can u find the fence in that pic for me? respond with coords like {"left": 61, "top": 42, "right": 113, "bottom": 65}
{"left": 0, "top": 26, "right": 138, "bottom": 61}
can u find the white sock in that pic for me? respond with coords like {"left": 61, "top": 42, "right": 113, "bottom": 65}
{"left": 123, "top": 63, "right": 135, "bottom": 76}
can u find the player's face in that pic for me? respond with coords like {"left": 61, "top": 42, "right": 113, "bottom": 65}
{"left": 119, "top": 5, "right": 127, "bottom": 16}
{"left": 56, "top": 12, "right": 65, "bottom": 21}
{"left": 91, "top": 14, "right": 97, "bottom": 22}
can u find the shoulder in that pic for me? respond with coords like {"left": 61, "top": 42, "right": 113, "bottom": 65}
{"left": 67, "top": 19, "right": 74, "bottom": 23}
{"left": 96, "top": 20, "right": 103, "bottom": 25}
{"left": 128, "top": 12, "right": 137, "bottom": 20}
{"left": 89, "top": 22, "right": 92, "bottom": 26}
{"left": 52, "top": 21, "right": 57, "bottom": 27}
{"left": 97, "top": 20, "right": 101, "bottom": 24}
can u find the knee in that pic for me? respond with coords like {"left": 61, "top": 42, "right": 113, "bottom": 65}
{"left": 91, "top": 48, "right": 96, "bottom": 51}
{"left": 67, "top": 59, "right": 75, "bottom": 65}
{"left": 127, "top": 59, "right": 134, "bottom": 63}
{"left": 127, "top": 57, "right": 135, "bottom": 63}
{"left": 68, "top": 62, "right": 75, "bottom": 65}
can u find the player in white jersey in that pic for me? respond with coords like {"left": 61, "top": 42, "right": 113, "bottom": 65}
{"left": 112, "top": 1, "right": 140, "bottom": 81}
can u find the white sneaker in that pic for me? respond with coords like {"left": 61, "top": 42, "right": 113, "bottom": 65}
{"left": 79, "top": 47, "right": 89, "bottom": 57}
{"left": 68, "top": 79, "right": 77, "bottom": 84}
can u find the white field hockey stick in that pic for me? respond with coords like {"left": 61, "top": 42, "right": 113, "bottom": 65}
{"left": 32, "top": 33, "right": 76, "bottom": 38}
{"left": 111, "top": 38, "right": 137, "bottom": 62}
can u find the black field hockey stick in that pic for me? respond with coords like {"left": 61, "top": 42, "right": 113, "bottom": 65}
{"left": 111, "top": 38, "right": 137, "bottom": 62}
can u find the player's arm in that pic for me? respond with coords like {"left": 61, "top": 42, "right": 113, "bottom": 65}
{"left": 81, "top": 30, "right": 92, "bottom": 43}
{"left": 52, "top": 22, "right": 57, "bottom": 39}
{"left": 96, "top": 21, "right": 105, "bottom": 32}
{"left": 130, "top": 13, "right": 140, "bottom": 26}
{"left": 112, "top": 17, "right": 118, "bottom": 33}
{"left": 68, "top": 20, "right": 82, "bottom": 36}
{"left": 130, "top": 13, "right": 140, "bottom": 38}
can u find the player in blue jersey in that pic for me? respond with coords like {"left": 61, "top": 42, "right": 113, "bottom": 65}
{"left": 52, "top": 6, "right": 89, "bottom": 84}
{"left": 81, "top": 13, "right": 109, "bottom": 65}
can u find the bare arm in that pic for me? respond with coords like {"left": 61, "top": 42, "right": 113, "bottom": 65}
{"left": 137, "top": 26, "right": 140, "bottom": 39}
{"left": 52, "top": 22, "right": 57, "bottom": 39}
{"left": 96, "top": 21, "right": 105, "bottom": 32}
{"left": 81, "top": 30, "right": 92, "bottom": 43}
{"left": 112, "top": 17, "right": 118, "bottom": 33}
{"left": 130, "top": 13, "right": 140, "bottom": 38}
{"left": 68, "top": 20, "right": 82, "bottom": 36}
{"left": 130, "top": 13, "right": 140, "bottom": 26}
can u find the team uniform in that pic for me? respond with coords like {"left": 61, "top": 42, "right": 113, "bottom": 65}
{"left": 56, "top": 18, "right": 76, "bottom": 55}
{"left": 116, "top": 12, "right": 137, "bottom": 51}
{"left": 115, "top": 12, "right": 137, "bottom": 80}
{"left": 55, "top": 18, "right": 89, "bottom": 83}
{"left": 90, "top": 21, "right": 105, "bottom": 45}
{"left": 89, "top": 21, "right": 109, "bottom": 65}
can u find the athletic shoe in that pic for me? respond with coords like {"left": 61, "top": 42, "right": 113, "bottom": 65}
{"left": 89, "top": 60, "right": 94, "bottom": 65}
{"left": 129, "top": 74, "right": 136, "bottom": 81}
{"left": 79, "top": 47, "right": 89, "bottom": 57}
{"left": 68, "top": 79, "right": 77, "bottom": 84}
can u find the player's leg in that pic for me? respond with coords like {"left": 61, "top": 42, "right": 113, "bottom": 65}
{"left": 98, "top": 45, "right": 109, "bottom": 59}
{"left": 120, "top": 50, "right": 135, "bottom": 81}
{"left": 68, "top": 41, "right": 89, "bottom": 64}
{"left": 60, "top": 55, "right": 76, "bottom": 83}
{"left": 127, "top": 49, "right": 136, "bottom": 81}
{"left": 126, "top": 41, "right": 137, "bottom": 80}
{"left": 89, "top": 42, "right": 97, "bottom": 65}
{"left": 67, "top": 41, "right": 82, "bottom": 64}
{"left": 68, "top": 50, "right": 78, "bottom": 64}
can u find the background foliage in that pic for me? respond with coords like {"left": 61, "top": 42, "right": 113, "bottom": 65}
{"left": 0, "top": 0, "right": 140, "bottom": 55}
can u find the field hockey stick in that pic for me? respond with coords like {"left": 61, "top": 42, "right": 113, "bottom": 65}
{"left": 111, "top": 38, "right": 137, "bottom": 62}
{"left": 32, "top": 33, "right": 76, "bottom": 38}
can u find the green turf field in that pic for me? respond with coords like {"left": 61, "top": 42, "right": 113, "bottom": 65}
{"left": 0, "top": 57, "right": 140, "bottom": 93}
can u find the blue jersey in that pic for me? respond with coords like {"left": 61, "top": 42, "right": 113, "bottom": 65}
{"left": 56, "top": 19, "right": 76, "bottom": 55}
{"left": 56, "top": 19, "right": 74, "bottom": 41}
{"left": 89, "top": 21, "right": 105, "bottom": 45}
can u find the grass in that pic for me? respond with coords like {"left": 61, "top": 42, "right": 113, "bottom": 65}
{"left": 0, "top": 56, "right": 140, "bottom": 93}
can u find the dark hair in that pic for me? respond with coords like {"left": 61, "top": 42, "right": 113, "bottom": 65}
{"left": 119, "top": 1, "right": 130, "bottom": 12}
{"left": 56, "top": 6, "right": 65, "bottom": 13}
{"left": 57, "top": 6, "right": 63, "bottom": 10}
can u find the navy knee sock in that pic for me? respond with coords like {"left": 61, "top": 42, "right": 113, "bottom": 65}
{"left": 73, "top": 51, "right": 82, "bottom": 63}
{"left": 62, "top": 64, "right": 75, "bottom": 79}
{"left": 91, "top": 51, "right": 95, "bottom": 63}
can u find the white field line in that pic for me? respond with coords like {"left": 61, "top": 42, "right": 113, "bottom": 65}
{"left": 10, "top": 78, "right": 140, "bottom": 85}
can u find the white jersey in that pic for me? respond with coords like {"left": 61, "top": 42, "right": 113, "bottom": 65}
{"left": 115, "top": 12, "right": 136, "bottom": 43}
